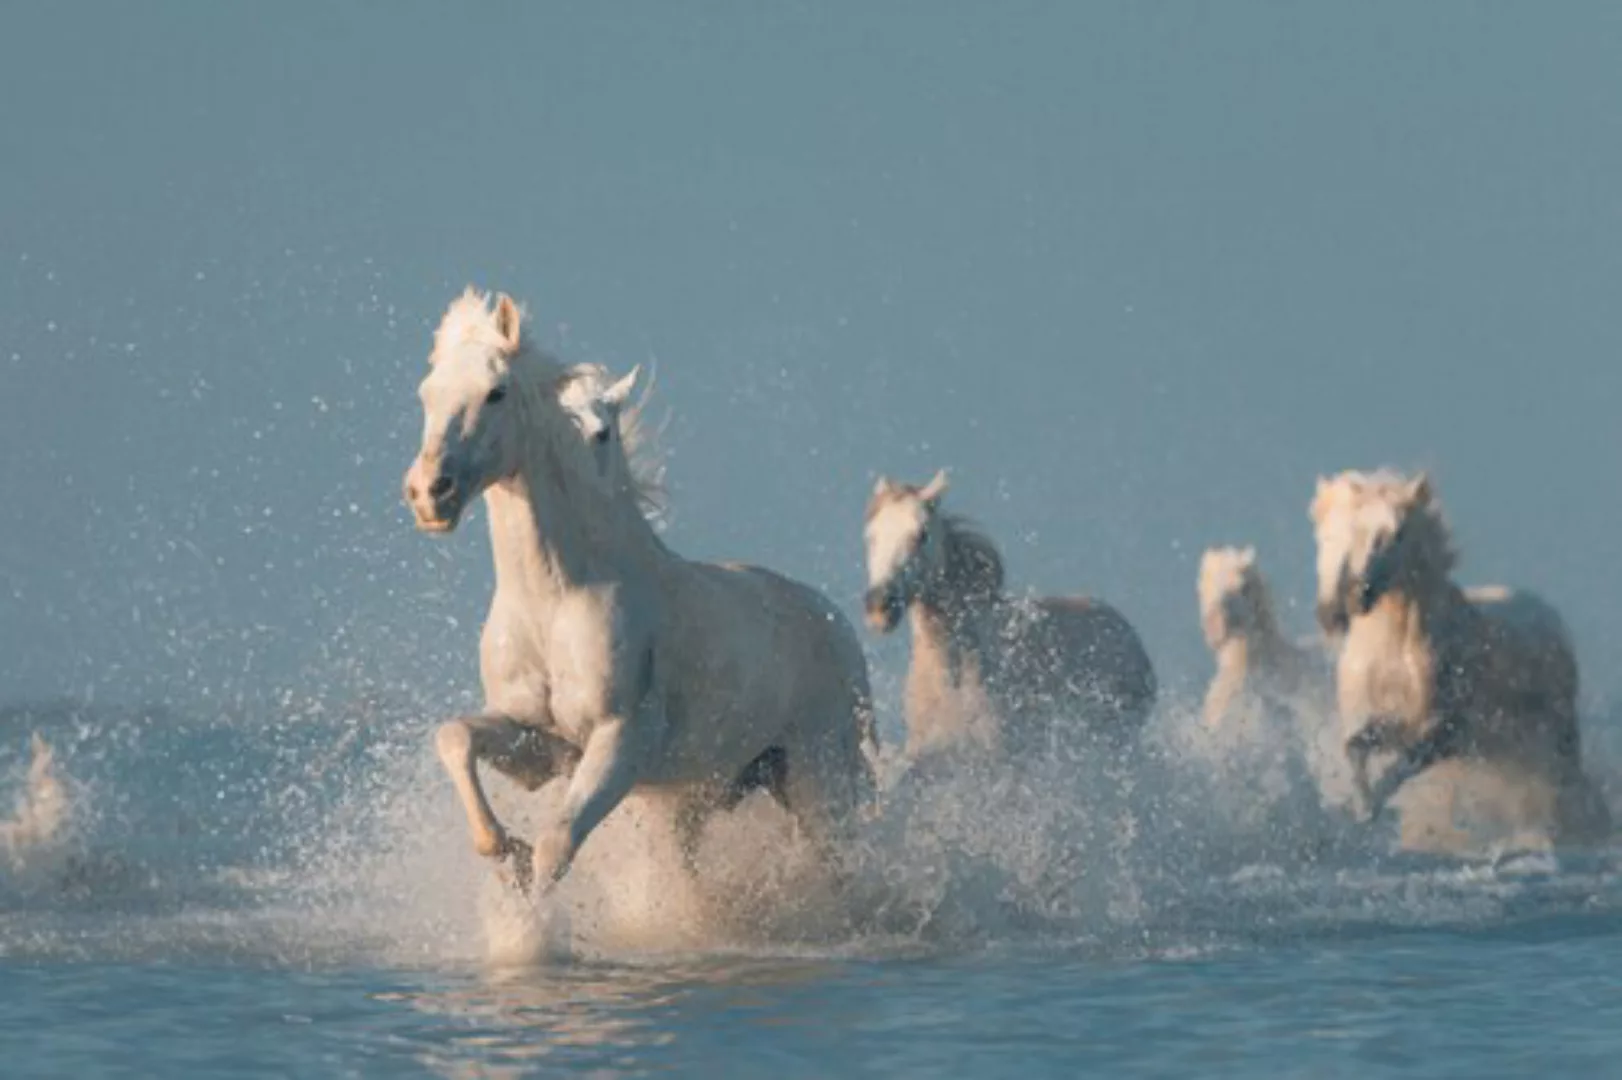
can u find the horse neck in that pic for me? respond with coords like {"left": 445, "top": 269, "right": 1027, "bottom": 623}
{"left": 1237, "top": 601, "right": 1293, "bottom": 668}
{"left": 908, "top": 572, "right": 1006, "bottom": 686}
{"left": 1352, "top": 576, "right": 1458, "bottom": 657}
{"left": 1210, "top": 637, "right": 1253, "bottom": 683}
{"left": 483, "top": 435, "right": 667, "bottom": 609}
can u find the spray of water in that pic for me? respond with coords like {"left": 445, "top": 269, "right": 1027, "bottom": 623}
{"left": 3, "top": 683, "right": 1619, "bottom": 970}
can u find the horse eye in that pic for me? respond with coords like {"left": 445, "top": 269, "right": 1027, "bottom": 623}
{"left": 486, "top": 386, "right": 508, "bottom": 405}
{"left": 593, "top": 427, "right": 611, "bottom": 444}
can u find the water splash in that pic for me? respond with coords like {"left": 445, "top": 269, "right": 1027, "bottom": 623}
{"left": 2, "top": 688, "right": 1619, "bottom": 971}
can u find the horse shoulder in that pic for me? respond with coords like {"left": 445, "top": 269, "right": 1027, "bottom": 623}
{"left": 537, "top": 583, "right": 659, "bottom": 735}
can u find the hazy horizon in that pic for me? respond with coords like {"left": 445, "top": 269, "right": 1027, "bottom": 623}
{"left": 4, "top": 3, "right": 1621, "bottom": 721}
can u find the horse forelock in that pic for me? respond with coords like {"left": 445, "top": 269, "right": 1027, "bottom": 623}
{"left": 433, "top": 288, "right": 522, "bottom": 360}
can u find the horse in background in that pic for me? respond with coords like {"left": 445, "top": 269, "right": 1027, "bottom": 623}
{"left": 1309, "top": 468, "right": 1609, "bottom": 850}
{"left": 1197, "top": 545, "right": 1331, "bottom": 733}
{"left": 1196, "top": 545, "right": 1350, "bottom": 818}
{"left": 862, "top": 470, "right": 1157, "bottom": 764}
{"left": 1, "top": 733, "right": 68, "bottom": 867}
{"left": 402, "top": 287, "right": 876, "bottom": 900}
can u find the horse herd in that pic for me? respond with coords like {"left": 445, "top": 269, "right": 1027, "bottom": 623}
{"left": 400, "top": 287, "right": 1609, "bottom": 906}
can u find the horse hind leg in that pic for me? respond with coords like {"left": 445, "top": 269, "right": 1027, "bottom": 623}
{"left": 775, "top": 734, "right": 869, "bottom": 891}
{"left": 673, "top": 747, "right": 789, "bottom": 876}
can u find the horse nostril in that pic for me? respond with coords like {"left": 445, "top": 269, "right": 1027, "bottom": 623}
{"left": 428, "top": 476, "right": 456, "bottom": 499}
{"left": 404, "top": 481, "right": 419, "bottom": 502}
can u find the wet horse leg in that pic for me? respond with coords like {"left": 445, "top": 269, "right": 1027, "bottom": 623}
{"left": 1345, "top": 715, "right": 1411, "bottom": 822}
{"left": 434, "top": 713, "right": 578, "bottom": 865}
{"left": 776, "top": 737, "right": 869, "bottom": 896}
{"left": 528, "top": 717, "right": 649, "bottom": 895}
{"left": 1364, "top": 719, "right": 1461, "bottom": 823}
{"left": 673, "top": 747, "right": 790, "bottom": 874}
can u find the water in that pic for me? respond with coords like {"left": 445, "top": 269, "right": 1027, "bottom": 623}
{"left": 4, "top": 697, "right": 1622, "bottom": 1077}
{"left": 5, "top": 926, "right": 1622, "bottom": 1078}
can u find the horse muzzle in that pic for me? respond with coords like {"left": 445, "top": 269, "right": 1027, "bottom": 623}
{"left": 403, "top": 462, "right": 465, "bottom": 534}
{"left": 1315, "top": 597, "right": 1349, "bottom": 636}
{"left": 864, "top": 588, "right": 903, "bottom": 633}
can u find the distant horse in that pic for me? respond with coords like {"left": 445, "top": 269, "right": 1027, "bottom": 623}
{"left": 862, "top": 470, "right": 1157, "bottom": 762}
{"left": 1309, "top": 469, "right": 1608, "bottom": 844}
{"left": 1, "top": 733, "right": 67, "bottom": 864}
{"left": 403, "top": 288, "right": 877, "bottom": 897}
{"left": 1197, "top": 545, "right": 1331, "bottom": 734}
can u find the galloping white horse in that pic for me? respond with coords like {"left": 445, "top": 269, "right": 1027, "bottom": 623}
{"left": 1309, "top": 469, "right": 1607, "bottom": 843}
{"left": 862, "top": 470, "right": 1157, "bottom": 762}
{"left": 403, "top": 288, "right": 877, "bottom": 896}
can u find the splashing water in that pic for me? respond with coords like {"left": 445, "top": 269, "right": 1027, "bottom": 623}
{"left": 3, "top": 686, "right": 1620, "bottom": 973}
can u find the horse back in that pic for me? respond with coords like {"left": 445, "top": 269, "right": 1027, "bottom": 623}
{"left": 1455, "top": 583, "right": 1580, "bottom": 757}
{"left": 667, "top": 559, "right": 873, "bottom": 725}
{"left": 1029, "top": 595, "right": 1158, "bottom": 717}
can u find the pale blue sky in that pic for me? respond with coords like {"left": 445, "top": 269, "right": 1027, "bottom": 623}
{"left": 3, "top": 3, "right": 1620, "bottom": 719}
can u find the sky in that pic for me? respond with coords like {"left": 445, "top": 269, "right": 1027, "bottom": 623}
{"left": 2, "top": 2, "right": 1621, "bottom": 720}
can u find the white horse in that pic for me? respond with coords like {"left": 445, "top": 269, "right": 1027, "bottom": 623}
{"left": 1197, "top": 545, "right": 1332, "bottom": 734}
{"left": 862, "top": 470, "right": 1157, "bottom": 762}
{"left": 1309, "top": 469, "right": 1608, "bottom": 845}
{"left": 403, "top": 288, "right": 877, "bottom": 896}
{"left": 1, "top": 733, "right": 68, "bottom": 866}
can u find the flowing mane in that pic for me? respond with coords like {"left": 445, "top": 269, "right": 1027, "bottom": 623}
{"left": 1361, "top": 471, "right": 1459, "bottom": 578}
{"left": 939, "top": 513, "right": 1006, "bottom": 600}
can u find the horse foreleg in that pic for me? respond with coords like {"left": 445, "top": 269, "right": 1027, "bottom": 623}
{"left": 1364, "top": 721, "right": 1459, "bottom": 824}
{"left": 529, "top": 718, "right": 645, "bottom": 895}
{"left": 1345, "top": 716, "right": 1409, "bottom": 822}
{"left": 435, "top": 714, "right": 573, "bottom": 864}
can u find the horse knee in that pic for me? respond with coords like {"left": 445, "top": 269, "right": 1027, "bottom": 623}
{"left": 434, "top": 719, "right": 474, "bottom": 768}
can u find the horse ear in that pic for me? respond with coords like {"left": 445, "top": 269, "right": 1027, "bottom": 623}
{"left": 1239, "top": 545, "right": 1257, "bottom": 566}
{"left": 1407, "top": 473, "right": 1432, "bottom": 506}
{"left": 872, "top": 476, "right": 895, "bottom": 498}
{"left": 493, "top": 293, "right": 523, "bottom": 354}
{"left": 919, "top": 469, "right": 949, "bottom": 506}
{"left": 603, "top": 365, "right": 640, "bottom": 408}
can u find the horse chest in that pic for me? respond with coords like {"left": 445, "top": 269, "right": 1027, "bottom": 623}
{"left": 479, "top": 592, "right": 630, "bottom": 737}
{"left": 1340, "top": 630, "right": 1433, "bottom": 722}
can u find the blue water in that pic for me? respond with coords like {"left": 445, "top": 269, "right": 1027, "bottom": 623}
{"left": 4, "top": 925, "right": 1622, "bottom": 1079}
{"left": 4, "top": 701, "right": 1622, "bottom": 1077}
